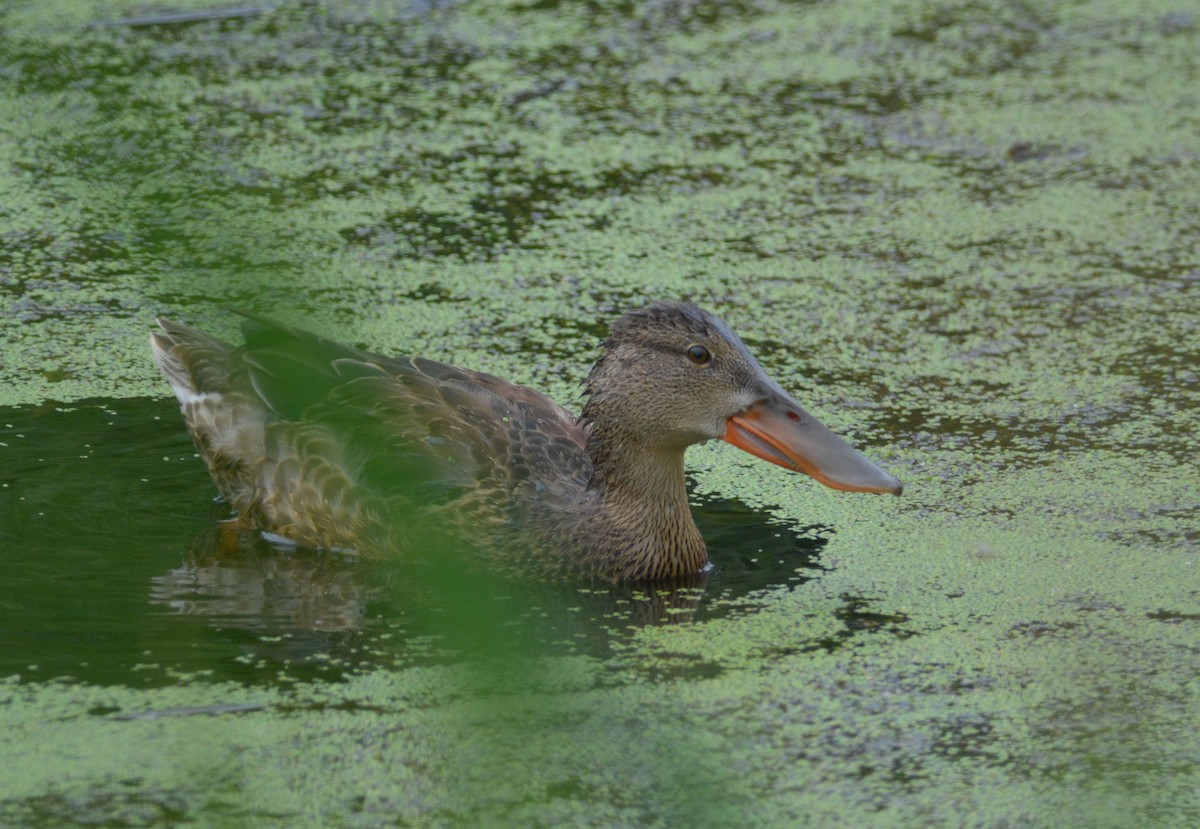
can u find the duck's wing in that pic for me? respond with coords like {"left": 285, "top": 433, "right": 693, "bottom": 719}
{"left": 234, "top": 316, "right": 593, "bottom": 548}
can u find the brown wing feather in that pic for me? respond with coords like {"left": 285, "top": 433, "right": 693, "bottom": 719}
{"left": 257, "top": 358, "right": 595, "bottom": 548}
{"left": 154, "top": 316, "right": 595, "bottom": 557}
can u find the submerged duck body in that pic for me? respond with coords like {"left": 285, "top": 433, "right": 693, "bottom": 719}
{"left": 151, "top": 302, "right": 901, "bottom": 581}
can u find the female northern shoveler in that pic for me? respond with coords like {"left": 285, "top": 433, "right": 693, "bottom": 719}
{"left": 151, "top": 302, "right": 901, "bottom": 581}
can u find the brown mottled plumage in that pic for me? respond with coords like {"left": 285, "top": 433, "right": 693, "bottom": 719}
{"left": 151, "top": 302, "right": 901, "bottom": 582}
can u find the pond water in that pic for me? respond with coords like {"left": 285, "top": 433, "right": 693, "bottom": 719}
{"left": 2, "top": 1, "right": 1198, "bottom": 827}
{"left": 1, "top": 396, "right": 857, "bottom": 688}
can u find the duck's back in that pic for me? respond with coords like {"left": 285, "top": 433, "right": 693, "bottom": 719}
{"left": 151, "top": 316, "right": 593, "bottom": 555}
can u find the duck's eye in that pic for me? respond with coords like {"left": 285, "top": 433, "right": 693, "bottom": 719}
{"left": 686, "top": 344, "right": 712, "bottom": 366}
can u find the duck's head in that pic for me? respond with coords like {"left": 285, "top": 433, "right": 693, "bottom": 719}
{"left": 583, "top": 301, "right": 902, "bottom": 495}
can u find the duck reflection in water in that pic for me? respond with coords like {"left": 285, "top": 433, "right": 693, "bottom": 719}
{"left": 149, "top": 494, "right": 832, "bottom": 656}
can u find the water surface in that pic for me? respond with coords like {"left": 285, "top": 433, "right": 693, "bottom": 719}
{"left": 1, "top": 1, "right": 1197, "bottom": 827}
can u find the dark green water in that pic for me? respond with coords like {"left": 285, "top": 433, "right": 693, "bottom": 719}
{"left": 1, "top": 396, "right": 840, "bottom": 687}
{"left": 1, "top": 1, "right": 1197, "bottom": 826}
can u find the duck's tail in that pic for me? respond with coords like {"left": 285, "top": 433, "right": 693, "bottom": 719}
{"left": 150, "top": 318, "right": 241, "bottom": 400}
{"left": 150, "top": 318, "right": 267, "bottom": 509}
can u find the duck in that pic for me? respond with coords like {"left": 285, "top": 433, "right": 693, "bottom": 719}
{"left": 150, "top": 302, "right": 901, "bottom": 582}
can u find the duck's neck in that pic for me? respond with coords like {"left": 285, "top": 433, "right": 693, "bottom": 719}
{"left": 582, "top": 425, "right": 708, "bottom": 581}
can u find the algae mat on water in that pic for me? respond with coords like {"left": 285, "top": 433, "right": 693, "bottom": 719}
{"left": 1, "top": 0, "right": 1198, "bottom": 826}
